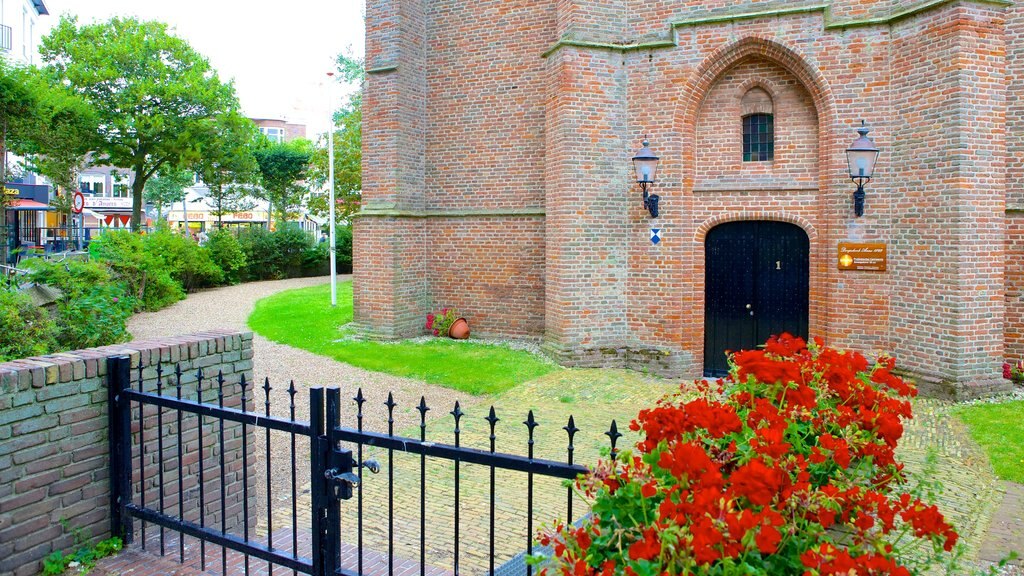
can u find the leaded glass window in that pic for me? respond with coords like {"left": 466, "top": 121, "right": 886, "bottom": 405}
{"left": 743, "top": 113, "right": 774, "bottom": 162}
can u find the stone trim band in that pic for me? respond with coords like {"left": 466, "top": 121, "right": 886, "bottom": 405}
{"left": 356, "top": 207, "right": 546, "bottom": 218}
{"left": 540, "top": 0, "right": 1012, "bottom": 58}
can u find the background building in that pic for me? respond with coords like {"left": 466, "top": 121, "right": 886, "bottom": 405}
{"left": 355, "top": 0, "right": 1020, "bottom": 399}
{"left": 251, "top": 117, "right": 307, "bottom": 143}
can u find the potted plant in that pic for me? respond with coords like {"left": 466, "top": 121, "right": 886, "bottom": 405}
{"left": 1003, "top": 360, "right": 1024, "bottom": 385}
{"left": 426, "top": 308, "right": 470, "bottom": 340}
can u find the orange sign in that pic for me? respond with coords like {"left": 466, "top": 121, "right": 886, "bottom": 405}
{"left": 838, "top": 242, "right": 887, "bottom": 272}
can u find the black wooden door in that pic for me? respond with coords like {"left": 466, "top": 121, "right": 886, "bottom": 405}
{"left": 703, "top": 221, "right": 809, "bottom": 376}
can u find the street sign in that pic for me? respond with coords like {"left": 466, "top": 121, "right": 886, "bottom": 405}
{"left": 72, "top": 191, "right": 85, "bottom": 214}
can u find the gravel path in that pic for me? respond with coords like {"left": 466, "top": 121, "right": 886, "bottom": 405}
{"left": 127, "top": 276, "right": 481, "bottom": 532}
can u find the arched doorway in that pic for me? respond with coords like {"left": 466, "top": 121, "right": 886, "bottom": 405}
{"left": 703, "top": 221, "right": 810, "bottom": 376}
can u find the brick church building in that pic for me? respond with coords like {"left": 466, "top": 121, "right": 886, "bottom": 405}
{"left": 353, "top": 0, "right": 1022, "bottom": 398}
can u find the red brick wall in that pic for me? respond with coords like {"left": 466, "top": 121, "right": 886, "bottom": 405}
{"left": 428, "top": 217, "right": 545, "bottom": 336}
{"left": 358, "top": 0, "right": 1017, "bottom": 396}
{"left": 0, "top": 331, "right": 256, "bottom": 576}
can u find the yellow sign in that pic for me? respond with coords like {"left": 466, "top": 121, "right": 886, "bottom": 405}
{"left": 3, "top": 187, "right": 19, "bottom": 196}
{"left": 838, "top": 242, "right": 887, "bottom": 272}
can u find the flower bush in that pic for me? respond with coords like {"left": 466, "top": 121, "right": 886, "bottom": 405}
{"left": 425, "top": 307, "right": 459, "bottom": 337}
{"left": 1001, "top": 360, "right": 1024, "bottom": 385}
{"left": 539, "top": 334, "right": 960, "bottom": 576}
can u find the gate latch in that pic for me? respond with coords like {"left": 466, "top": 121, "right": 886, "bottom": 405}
{"left": 324, "top": 447, "right": 358, "bottom": 500}
{"left": 324, "top": 447, "right": 382, "bottom": 500}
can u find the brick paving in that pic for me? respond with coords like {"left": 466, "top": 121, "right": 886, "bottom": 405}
{"left": 93, "top": 283, "right": 1020, "bottom": 574}
{"left": 94, "top": 383, "right": 1022, "bottom": 575}
{"left": 94, "top": 528, "right": 451, "bottom": 576}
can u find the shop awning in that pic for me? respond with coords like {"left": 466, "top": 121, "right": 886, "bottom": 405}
{"left": 5, "top": 199, "right": 53, "bottom": 211}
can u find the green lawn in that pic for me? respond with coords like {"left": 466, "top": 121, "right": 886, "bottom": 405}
{"left": 248, "top": 281, "right": 559, "bottom": 394}
{"left": 953, "top": 400, "right": 1024, "bottom": 483}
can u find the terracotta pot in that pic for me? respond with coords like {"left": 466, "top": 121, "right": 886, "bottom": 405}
{"left": 448, "top": 318, "right": 470, "bottom": 340}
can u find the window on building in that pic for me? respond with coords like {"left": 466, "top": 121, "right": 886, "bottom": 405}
{"left": 260, "top": 127, "right": 285, "bottom": 143}
{"left": 742, "top": 114, "right": 774, "bottom": 162}
{"left": 741, "top": 87, "right": 775, "bottom": 162}
{"left": 112, "top": 183, "right": 130, "bottom": 198}
{"left": 79, "top": 175, "right": 105, "bottom": 196}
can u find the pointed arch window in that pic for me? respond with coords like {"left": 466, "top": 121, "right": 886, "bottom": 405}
{"left": 741, "top": 87, "right": 774, "bottom": 162}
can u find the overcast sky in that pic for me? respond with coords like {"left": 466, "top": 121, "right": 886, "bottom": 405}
{"left": 39, "top": 0, "right": 366, "bottom": 139}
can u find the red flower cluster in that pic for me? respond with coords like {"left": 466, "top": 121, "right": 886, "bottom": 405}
{"left": 539, "top": 335, "right": 959, "bottom": 576}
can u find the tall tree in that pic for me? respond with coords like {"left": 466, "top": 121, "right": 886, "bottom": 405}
{"left": 144, "top": 167, "right": 194, "bottom": 223}
{"left": 0, "top": 60, "right": 37, "bottom": 197}
{"left": 195, "top": 112, "right": 259, "bottom": 227}
{"left": 254, "top": 139, "right": 312, "bottom": 228}
{"left": 309, "top": 51, "right": 363, "bottom": 222}
{"left": 40, "top": 15, "right": 238, "bottom": 231}
{"left": 11, "top": 67, "right": 100, "bottom": 205}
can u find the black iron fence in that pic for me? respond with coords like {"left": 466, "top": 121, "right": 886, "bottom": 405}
{"left": 107, "top": 356, "right": 622, "bottom": 576}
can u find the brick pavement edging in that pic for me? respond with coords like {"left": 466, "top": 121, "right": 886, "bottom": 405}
{"left": 0, "top": 330, "right": 256, "bottom": 576}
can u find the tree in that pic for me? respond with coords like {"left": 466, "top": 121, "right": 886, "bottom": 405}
{"left": 40, "top": 15, "right": 239, "bottom": 231}
{"left": 144, "top": 167, "right": 194, "bottom": 223}
{"left": 254, "top": 139, "right": 312, "bottom": 227}
{"left": 0, "top": 60, "right": 38, "bottom": 199}
{"left": 10, "top": 66, "right": 100, "bottom": 219}
{"left": 195, "top": 112, "right": 259, "bottom": 227}
{"left": 309, "top": 51, "right": 363, "bottom": 222}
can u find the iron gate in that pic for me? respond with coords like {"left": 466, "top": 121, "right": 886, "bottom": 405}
{"left": 107, "top": 355, "right": 621, "bottom": 576}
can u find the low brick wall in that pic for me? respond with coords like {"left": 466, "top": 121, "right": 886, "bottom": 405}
{"left": 0, "top": 330, "right": 256, "bottom": 576}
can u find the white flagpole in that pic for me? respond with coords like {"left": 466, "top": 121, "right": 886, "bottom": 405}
{"left": 327, "top": 71, "right": 337, "bottom": 307}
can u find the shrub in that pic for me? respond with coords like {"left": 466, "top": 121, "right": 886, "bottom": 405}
{"left": 238, "top": 226, "right": 322, "bottom": 280}
{"left": 142, "top": 229, "right": 224, "bottom": 291}
{"left": 89, "top": 231, "right": 184, "bottom": 311}
{"left": 301, "top": 241, "right": 329, "bottom": 276}
{"left": 335, "top": 224, "right": 353, "bottom": 273}
{"left": 23, "top": 259, "right": 134, "bottom": 350}
{"left": 539, "top": 334, "right": 960, "bottom": 576}
{"left": 271, "top": 225, "right": 314, "bottom": 278}
{"left": 206, "top": 228, "right": 248, "bottom": 284}
{"left": 238, "top": 227, "right": 278, "bottom": 281}
{"left": 0, "top": 288, "right": 58, "bottom": 361}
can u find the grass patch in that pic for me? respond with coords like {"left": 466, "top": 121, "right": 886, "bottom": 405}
{"left": 248, "top": 281, "right": 558, "bottom": 395}
{"left": 953, "top": 400, "right": 1024, "bottom": 483}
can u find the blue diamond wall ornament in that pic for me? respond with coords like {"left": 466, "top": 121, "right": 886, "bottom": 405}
{"left": 650, "top": 228, "right": 662, "bottom": 245}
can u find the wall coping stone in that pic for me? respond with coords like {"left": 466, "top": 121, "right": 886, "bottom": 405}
{"left": 0, "top": 329, "right": 251, "bottom": 387}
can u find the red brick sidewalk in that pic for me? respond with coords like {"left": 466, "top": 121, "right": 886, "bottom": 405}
{"left": 93, "top": 528, "right": 453, "bottom": 576}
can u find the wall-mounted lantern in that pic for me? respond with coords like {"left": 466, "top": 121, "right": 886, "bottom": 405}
{"left": 845, "top": 120, "right": 880, "bottom": 217}
{"left": 632, "top": 138, "right": 661, "bottom": 218}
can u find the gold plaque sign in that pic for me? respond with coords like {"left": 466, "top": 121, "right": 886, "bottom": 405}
{"left": 839, "top": 242, "right": 887, "bottom": 272}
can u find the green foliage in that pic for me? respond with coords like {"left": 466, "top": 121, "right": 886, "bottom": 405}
{"left": 142, "top": 229, "right": 224, "bottom": 291}
{"left": 0, "top": 59, "right": 38, "bottom": 193}
{"left": 254, "top": 140, "right": 312, "bottom": 225}
{"left": 89, "top": 231, "right": 185, "bottom": 311}
{"left": 335, "top": 224, "right": 353, "bottom": 273}
{"left": 954, "top": 400, "right": 1024, "bottom": 483}
{"left": 22, "top": 259, "right": 134, "bottom": 350}
{"left": 309, "top": 51, "right": 363, "bottom": 222}
{"left": 237, "top": 226, "right": 322, "bottom": 281}
{"left": 206, "top": 228, "right": 248, "bottom": 284}
{"left": 248, "top": 282, "right": 557, "bottom": 394}
{"left": 7, "top": 65, "right": 98, "bottom": 204}
{"left": 40, "top": 15, "right": 239, "bottom": 230}
{"left": 0, "top": 289, "right": 58, "bottom": 362}
{"left": 41, "top": 536, "right": 123, "bottom": 575}
{"left": 144, "top": 167, "right": 195, "bottom": 221}
{"left": 196, "top": 112, "right": 260, "bottom": 224}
